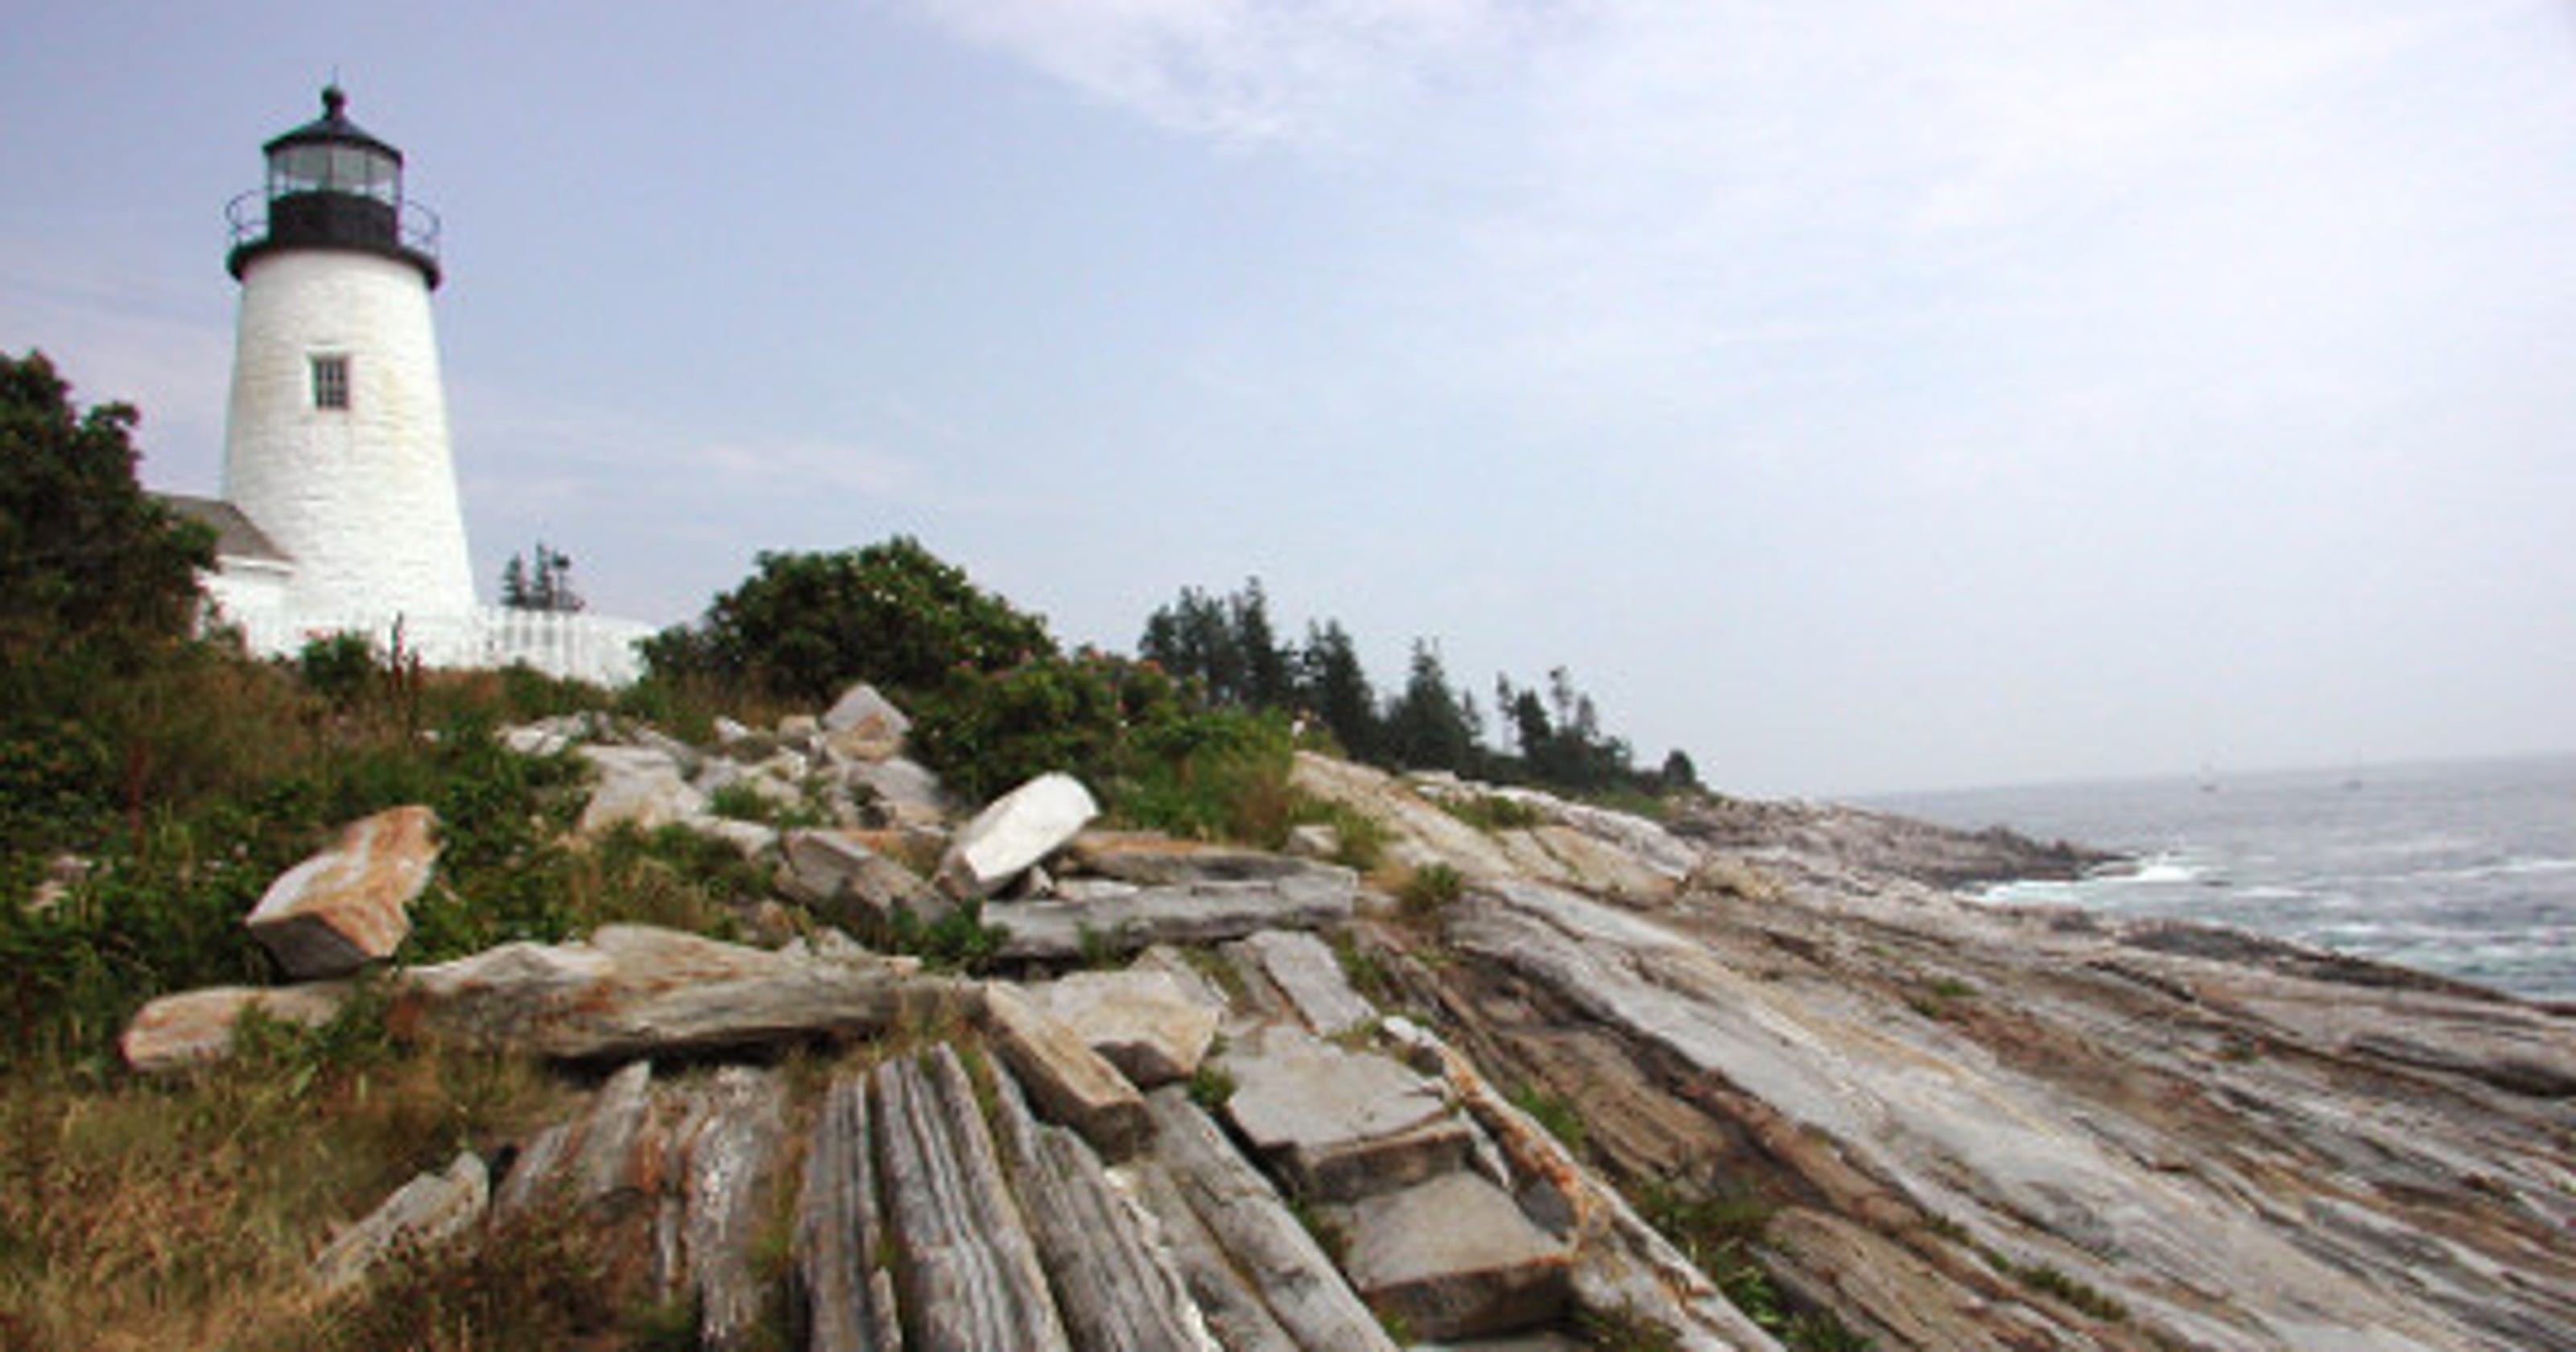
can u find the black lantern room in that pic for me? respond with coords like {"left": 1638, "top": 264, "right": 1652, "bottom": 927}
{"left": 227, "top": 85, "right": 441, "bottom": 288}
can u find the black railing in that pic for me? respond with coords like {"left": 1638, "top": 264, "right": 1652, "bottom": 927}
{"left": 226, "top": 190, "right": 441, "bottom": 261}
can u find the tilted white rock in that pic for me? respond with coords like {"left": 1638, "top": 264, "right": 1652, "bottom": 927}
{"left": 939, "top": 772, "right": 1098, "bottom": 898}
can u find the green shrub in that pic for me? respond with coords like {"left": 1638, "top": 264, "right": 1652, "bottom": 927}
{"left": 642, "top": 536, "right": 1054, "bottom": 705}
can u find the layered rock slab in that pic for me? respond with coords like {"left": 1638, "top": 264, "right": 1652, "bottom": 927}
{"left": 871, "top": 1046, "right": 1073, "bottom": 1352}
{"left": 792, "top": 1073, "right": 902, "bottom": 1352}
{"left": 993, "top": 869, "right": 1357, "bottom": 961}
{"left": 397, "top": 924, "right": 937, "bottom": 1061}
{"left": 989, "top": 1066, "right": 1208, "bottom": 1352}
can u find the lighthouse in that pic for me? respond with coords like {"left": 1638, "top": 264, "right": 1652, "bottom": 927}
{"left": 217, "top": 85, "right": 475, "bottom": 626}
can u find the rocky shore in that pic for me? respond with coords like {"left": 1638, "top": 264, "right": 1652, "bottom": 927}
{"left": 119, "top": 692, "right": 2576, "bottom": 1350}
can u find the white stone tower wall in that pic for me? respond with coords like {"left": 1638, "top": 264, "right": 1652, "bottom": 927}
{"left": 222, "top": 249, "right": 477, "bottom": 621}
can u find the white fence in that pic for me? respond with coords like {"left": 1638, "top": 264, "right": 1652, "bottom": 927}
{"left": 223, "top": 606, "right": 659, "bottom": 686}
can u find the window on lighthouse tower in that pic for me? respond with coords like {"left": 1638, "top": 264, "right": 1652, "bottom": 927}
{"left": 311, "top": 353, "right": 350, "bottom": 410}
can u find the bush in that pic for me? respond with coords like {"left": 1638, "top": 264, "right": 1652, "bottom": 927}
{"left": 642, "top": 537, "right": 1054, "bottom": 705}
{"left": 912, "top": 649, "right": 1295, "bottom": 840}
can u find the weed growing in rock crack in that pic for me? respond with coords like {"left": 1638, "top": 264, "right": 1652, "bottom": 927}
{"left": 1329, "top": 931, "right": 1401, "bottom": 1009}
{"left": 1187, "top": 1061, "right": 1237, "bottom": 1111}
{"left": 1508, "top": 1081, "right": 1589, "bottom": 1156}
{"left": 1579, "top": 1300, "right": 1684, "bottom": 1351}
{"left": 1979, "top": 1248, "right": 2129, "bottom": 1324}
{"left": 1633, "top": 1180, "right": 1876, "bottom": 1352}
{"left": 881, "top": 900, "right": 1008, "bottom": 974}
{"left": 1397, "top": 862, "right": 1463, "bottom": 926}
{"left": 1905, "top": 976, "right": 1979, "bottom": 1021}
{"left": 1286, "top": 1192, "right": 1350, "bottom": 1264}
{"left": 1441, "top": 792, "right": 1546, "bottom": 832}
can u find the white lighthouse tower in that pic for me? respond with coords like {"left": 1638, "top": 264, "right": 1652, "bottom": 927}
{"left": 219, "top": 85, "right": 475, "bottom": 626}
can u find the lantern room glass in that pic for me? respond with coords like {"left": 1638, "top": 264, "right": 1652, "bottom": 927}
{"left": 267, "top": 142, "right": 399, "bottom": 205}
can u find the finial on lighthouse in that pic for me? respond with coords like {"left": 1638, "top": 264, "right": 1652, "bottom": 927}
{"left": 321, "top": 84, "right": 347, "bottom": 118}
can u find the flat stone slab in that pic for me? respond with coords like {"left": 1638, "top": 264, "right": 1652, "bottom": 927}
{"left": 993, "top": 870, "right": 1357, "bottom": 962}
{"left": 1029, "top": 968, "right": 1221, "bottom": 1087}
{"left": 1331, "top": 1173, "right": 1571, "bottom": 1342}
{"left": 121, "top": 982, "right": 354, "bottom": 1074}
{"left": 1228, "top": 930, "right": 1376, "bottom": 1036}
{"left": 1219, "top": 1024, "right": 1470, "bottom": 1202}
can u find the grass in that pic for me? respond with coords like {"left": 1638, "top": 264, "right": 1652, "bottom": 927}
{"left": 1440, "top": 792, "right": 1546, "bottom": 832}
{"left": 0, "top": 1003, "right": 571, "bottom": 1350}
{"left": 1979, "top": 1247, "right": 2130, "bottom": 1324}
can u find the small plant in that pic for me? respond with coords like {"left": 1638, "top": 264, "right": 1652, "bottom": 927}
{"left": 884, "top": 901, "right": 1009, "bottom": 975}
{"left": 1905, "top": 976, "right": 1979, "bottom": 1021}
{"left": 1397, "top": 862, "right": 1463, "bottom": 925}
{"left": 1982, "top": 1250, "right": 2129, "bottom": 1324}
{"left": 1286, "top": 1192, "right": 1350, "bottom": 1264}
{"left": 704, "top": 780, "right": 782, "bottom": 823}
{"left": 1329, "top": 932, "right": 1400, "bottom": 1010}
{"left": 1187, "top": 1062, "right": 1236, "bottom": 1111}
{"left": 1508, "top": 1081, "right": 1589, "bottom": 1156}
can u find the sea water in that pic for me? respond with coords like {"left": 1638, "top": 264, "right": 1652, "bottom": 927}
{"left": 1868, "top": 754, "right": 2576, "bottom": 1003}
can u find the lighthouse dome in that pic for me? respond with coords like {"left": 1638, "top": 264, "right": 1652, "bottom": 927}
{"left": 227, "top": 85, "right": 440, "bottom": 287}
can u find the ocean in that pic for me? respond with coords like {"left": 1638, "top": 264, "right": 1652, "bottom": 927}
{"left": 1867, "top": 753, "right": 2576, "bottom": 1004}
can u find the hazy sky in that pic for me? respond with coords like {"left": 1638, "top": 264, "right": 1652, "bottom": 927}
{"left": 5, "top": 2, "right": 2572, "bottom": 796}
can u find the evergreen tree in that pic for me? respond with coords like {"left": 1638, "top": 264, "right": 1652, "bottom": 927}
{"left": 1386, "top": 639, "right": 1477, "bottom": 773}
{"left": 1230, "top": 578, "right": 1294, "bottom": 710}
{"left": 1297, "top": 620, "right": 1378, "bottom": 760}
{"left": 500, "top": 542, "right": 584, "bottom": 612}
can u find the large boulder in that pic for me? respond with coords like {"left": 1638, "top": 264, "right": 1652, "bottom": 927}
{"left": 844, "top": 757, "right": 952, "bottom": 829}
{"left": 578, "top": 744, "right": 708, "bottom": 835}
{"left": 777, "top": 828, "right": 944, "bottom": 927}
{"left": 245, "top": 806, "right": 439, "bottom": 979}
{"left": 939, "top": 773, "right": 1098, "bottom": 899}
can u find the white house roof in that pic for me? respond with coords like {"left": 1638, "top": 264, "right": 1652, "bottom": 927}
{"left": 157, "top": 493, "right": 293, "bottom": 566}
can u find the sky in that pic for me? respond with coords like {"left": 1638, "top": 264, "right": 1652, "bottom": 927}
{"left": 4, "top": 2, "right": 2573, "bottom": 798}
